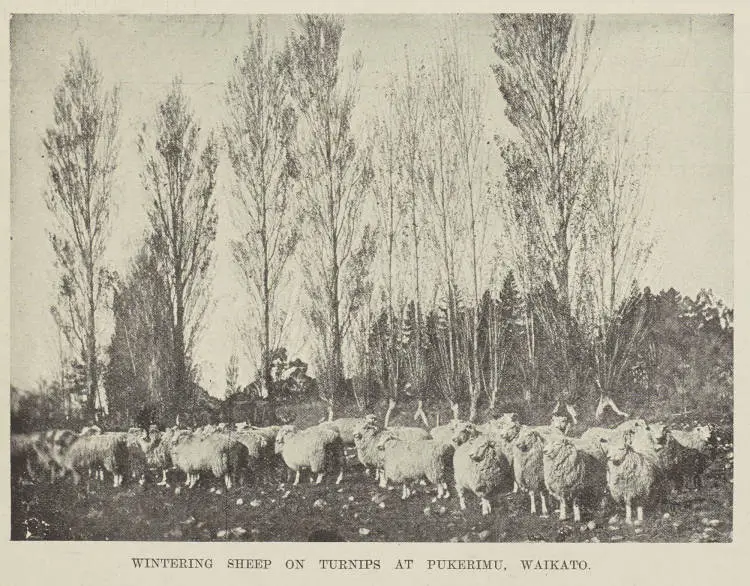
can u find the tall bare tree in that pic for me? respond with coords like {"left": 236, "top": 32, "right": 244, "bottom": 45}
{"left": 137, "top": 78, "right": 219, "bottom": 418}
{"left": 282, "top": 15, "right": 374, "bottom": 407}
{"left": 370, "top": 81, "right": 406, "bottom": 400}
{"left": 394, "top": 53, "right": 428, "bottom": 395}
{"left": 492, "top": 15, "right": 597, "bottom": 401}
{"left": 225, "top": 19, "right": 300, "bottom": 398}
{"left": 443, "top": 35, "right": 491, "bottom": 421}
{"left": 43, "top": 42, "right": 120, "bottom": 419}
{"left": 492, "top": 14, "right": 597, "bottom": 314}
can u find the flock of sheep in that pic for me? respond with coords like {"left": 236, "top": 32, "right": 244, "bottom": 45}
{"left": 11, "top": 411, "right": 720, "bottom": 528}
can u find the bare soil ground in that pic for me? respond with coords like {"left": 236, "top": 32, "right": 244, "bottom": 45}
{"left": 11, "top": 440, "right": 732, "bottom": 543}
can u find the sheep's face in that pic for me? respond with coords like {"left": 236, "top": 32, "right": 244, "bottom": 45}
{"left": 376, "top": 433, "right": 398, "bottom": 451}
{"left": 550, "top": 415, "right": 570, "bottom": 434}
{"left": 514, "top": 430, "right": 539, "bottom": 453}
{"left": 451, "top": 422, "right": 478, "bottom": 447}
{"left": 695, "top": 425, "right": 714, "bottom": 443}
{"left": 500, "top": 421, "right": 522, "bottom": 443}
{"left": 646, "top": 423, "right": 669, "bottom": 449}
{"left": 601, "top": 434, "right": 631, "bottom": 466}
{"left": 274, "top": 426, "right": 295, "bottom": 453}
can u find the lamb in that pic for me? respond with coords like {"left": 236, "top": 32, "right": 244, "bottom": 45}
{"left": 542, "top": 437, "right": 608, "bottom": 522}
{"left": 274, "top": 425, "right": 345, "bottom": 485}
{"left": 600, "top": 429, "right": 665, "bottom": 525}
{"left": 376, "top": 435, "right": 454, "bottom": 500}
{"left": 452, "top": 434, "right": 513, "bottom": 515}
{"left": 62, "top": 431, "right": 129, "bottom": 487}
{"left": 169, "top": 432, "right": 249, "bottom": 490}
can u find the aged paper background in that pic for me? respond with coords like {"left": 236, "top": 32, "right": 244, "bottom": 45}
{"left": 0, "top": 0, "right": 745, "bottom": 584}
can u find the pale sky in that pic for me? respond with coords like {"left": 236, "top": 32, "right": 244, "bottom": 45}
{"left": 10, "top": 14, "right": 733, "bottom": 396}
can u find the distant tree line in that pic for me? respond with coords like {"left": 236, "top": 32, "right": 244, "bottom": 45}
{"left": 26, "top": 15, "right": 732, "bottom": 430}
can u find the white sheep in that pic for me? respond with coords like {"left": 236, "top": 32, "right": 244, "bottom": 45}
{"left": 600, "top": 429, "right": 665, "bottom": 525}
{"left": 452, "top": 433, "right": 513, "bottom": 515}
{"left": 509, "top": 427, "right": 557, "bottom": 516}
{"left": 11, "top": 433, "right": 46, "bottom": 481}
{"left": 376, "top": 435, "right": 454, "bottom": 500}
{"left": 274, "top": 425, "right": 345, "bottom": 485}
{"left": 542, "top": 437, "right": 608, "bottom": 522}
{"left": 170, "top": 431, "right": 249, "bottom": 490}
{"left": 353, "top": 421, "right": 388, "bottom": 481}
{"left": 62, "top": 432, "right": 129, "bottom": 487}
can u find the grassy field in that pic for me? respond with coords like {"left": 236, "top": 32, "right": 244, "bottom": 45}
{"left": 11, "top": 432, "right": 732, "bottom": 543}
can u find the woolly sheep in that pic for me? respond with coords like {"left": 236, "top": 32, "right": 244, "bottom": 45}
{"left": 170, "top": 432, "right": 249, "bottom": 490}
{"left": 377, "top": 436, "right": 454, "bottom": 500}
{"left": 510, "top": 427, "right": 554, "bottom": 516}
{"left": 542, "top": 437, "right": 608, "bottom": 522}
{"left": 62, "top": 432, "right": 129, "bottom": 487}
{"left": 661, "top": 424, "right": 716, "bottom": 490}
{"left": 452, "top": 434, "right": 513, "bottom": 515}
{"left": 353, "top": 422, "right": 388, "bottom": 481}
{"left": 600, "top": 430, "right": 665, "bottom": 525}
{"left": 274, "top": 425, "right": 345, "bottom": 485}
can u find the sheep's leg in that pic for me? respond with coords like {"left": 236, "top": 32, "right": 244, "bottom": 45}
{"left": 458, "top": 488, "right": 467, "bottom": 510}
{"left": 379, "top": 474, "right": 388, "bottom": 489}
{"left": 636, "top": 505, "right": 644, "bottom": 524}
{"left": 441, "top": 482, "right": 450, "bottom": 499}
{"left": 437, "top": 483, "right": 444, "bottom": 499}
{"left": 157, "top": 469, "right": 168, "bottom": 486}
{"left": 293, "top": 470, "right": 300, "bottom": 486}
{"left": 513, "top": 481, "right": 519, "bottom": 493}
{"left": 224, "top": 473, "right": 232, "bottom": 490}
{"left": 540, "top": 492, "right": 549, "bottom": 518}
{"left": 335, "top": 469, "right": 343, "bottom": 485}
{"left": 559, "top": 498, "right": 567, "bottom": 521}
{"left": 315, "top": 472, "right": 324, "bottom": 485}
{"left": 529, "top": 491, "right": 537, "bottom": 515}
{"left": 625, "top": 500, "right": 633, "bottom": 525}
{"left": 189, "top": 473, "right": 199, "bottom": 489}
{"left": 481, "top": 497, "right": 492, "bottom": 516}
{"left": 573, "top": 500, "right": 581, "bottom": 523}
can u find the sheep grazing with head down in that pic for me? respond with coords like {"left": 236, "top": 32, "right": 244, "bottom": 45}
{"left": 169, "top": 431, "right": 249, "bottom": 490}
{"left": 62, "top": 431, "right": 129, "bottom": 487}
{"left": 600, "top": 429, "right": 664, "bottom": 525}
{"left": 377, "top": 434, "right": 454, "bottom": 500}
{"left": 542, "top": 437, "right": 608, "bottom": 522}
{"left": 274, "top": 425, "right": 345, "bottom": 486}
{"left": 452, "top": 431, "right": 513, "bottom": 515}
